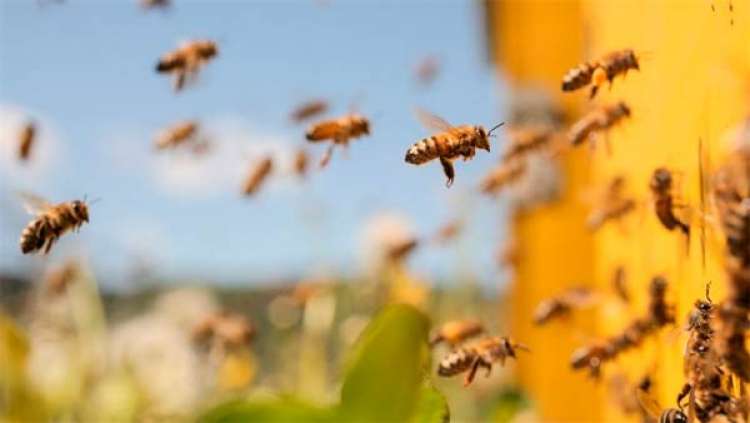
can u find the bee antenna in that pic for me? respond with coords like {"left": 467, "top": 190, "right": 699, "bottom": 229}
{"left": 488, "top": 122, "right": 505, "bottom": 136}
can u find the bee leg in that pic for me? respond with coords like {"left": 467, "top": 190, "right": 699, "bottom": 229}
{"left": 677, "top": 383, "right": 692, "bottom": 409}
{"left": 440, "top": 157, "right": 455, "bottom": 188}
{"left": 319, "top": 144, "right": 335, "bottom": 168}
{"left": 483, "top": 362, "right": 493, "bottom": 377}
{"left": 173, "top": 71, "right": 186, "bottom": 92}
{"left": 589, "top": 85, "right": 599, "bottom": 99}
{"left": 464, "top": 357, "right": 482, "bottom": 386}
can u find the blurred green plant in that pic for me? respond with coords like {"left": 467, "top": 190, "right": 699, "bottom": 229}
{"left": 200, "top": 304, "right": 448, "bottom": 423}
{"left": 489, "top": 387, "right": 531, "bottom": 423}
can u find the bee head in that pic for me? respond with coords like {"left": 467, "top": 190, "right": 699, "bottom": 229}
{"left": 354, "top": 115, "right": 370, "bottom": 135}
{"left": 628, "top": 50, "right": 640, "bottom": 70}
{"left": 72, "top": 200, "right": 89, "bottom": 223}
{"left": 195, "top": 40, "right": 218, "bottom": 59}
{"left": 650, "top": 168, "right": 672, "bottom": 193}
{"left": 617, "top": 102, "right": 631, "bottom": 118}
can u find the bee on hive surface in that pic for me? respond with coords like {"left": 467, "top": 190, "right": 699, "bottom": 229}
{"left": 568, "top": 102, "right": 631, "bottom": 148}
{"left": 305, "top": 113, "right": 370, "bottom": 168}
{"left": 241, "top": 156, "right": 273, "bottom": 197}
{"left": 562, "top": 49, "right": 640, "bottom": 99}
{"left": 586, "top": 176, "right": 636, "bottom": 231}
{"left": 290, "top": 99, "right": 329, "bottom": 124}
{"left": 19, "top": 194, "right": 90, "bottom": 255}
{"left": 437, "top": 336, "right": 528, "bottom": 386}
{"left": 405, "top": 108, "right": 504, "bottom": 187}
{"left": 154, "top": 120, "right": 200, "bottom": 151}
{"left": 650, "top": 167, "right": 690, "bottom": 237}
{"left": 429, "top": 319, "right": 484, "bottom": 348}
{"left": 533, "top": 286, "right": 596, "bottom": 325}
{"left": 18, "top": 120, "right": 36, "bottom": 162}
{"left": 155, "top": 39, "right": 218, "bottom": 92}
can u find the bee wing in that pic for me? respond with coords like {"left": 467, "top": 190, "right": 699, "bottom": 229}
{"left": 18, "top": 192, "right": 52, "bottom": 215}
{"left": 414, "top": 107, "right": 455, "bottom": 133}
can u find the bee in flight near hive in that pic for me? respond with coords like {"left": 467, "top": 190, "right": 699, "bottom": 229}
{"left": 437, "top": 336, "right": 528, "bottom": 386}
{"left": 290, "top": 99, "right": 329, "bottom": 123}
{"left": 293, "top": 149, "right": 309, "bottom": 178}
{"left": 405, "top": 108, "right": 504, "bottom": 187}
{"left": 429, "top": 319, "right": 484, "bottom": 348}
{"left": 586, "top": 176, "right": 636, "bottom": 231}
{"left": 650, "top": 167, "right": 690, "bottom": 237}
{"left": 568, "top": 101, "right": 631, "bottom": 149}
{"left": 18, "top": 120, "right": 36, "bottom": 162}
{"left": 154, "top": 120, "right": 200, "bottom": 150}
{"left": 414, "top": 55, "right": 440, "bottom": 87}
{"left": 241, "top": 156, "right": 273, "bottom": 197}
{"left": 501, "top": 124, "right": 559, "bottom": 163}
{"left": 533, "top": 286, "right": 596, "bottom": 325}
{"left": 305, "top": 113, "right": 370, "bottom": 167}
{"left": 562, "top": 49, "right": 641, "bottom": 99}
{"left": 479, "top": 158, "right": 527, "bottom": 196}
{"left": 155, "top": 39, "right": 218, "bottom": 92}
{"left": 19, "top": 194, "right": 90, "bottom": 255}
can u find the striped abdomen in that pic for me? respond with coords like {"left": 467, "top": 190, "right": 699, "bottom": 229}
{"left": 659, "top": 409, "right": 687, "bottom": 423}
{"left": 405, "top": 134, "right": 459, "bottom": 164}
{"left": 562, "top": 62, "right": 595, "bottom": 92}
{"left": 20, "top": 216, "right": 55, "bottom": 254}
{"left": 437, "top": 348, "right": 475, "bottom": 377}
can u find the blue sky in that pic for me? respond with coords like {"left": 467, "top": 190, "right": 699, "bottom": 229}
{"left": 0, "top": 0, "right": 510, "bottom": 290}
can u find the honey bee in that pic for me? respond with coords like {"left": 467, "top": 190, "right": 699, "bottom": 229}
{"left": 479, "top": 158, "right": 527, "bottom": 196}
{"left": 193, "top": 311, "right": 255, "bottom": 351}
{"left": 586, "top": 176, "right": 636, "bottom": 231}
{"left": 19, "top": 194, "right": 90, "bottom": 255}
{"left": 305, "top": 113, "right": 370, "bottom": 168}
{"left": 501, "top": 125, "right": 558, "bottom": 163}
{"left": 154, "top": 120, "right": 199, "bottom": 150}
{"left": 18, "top": 120, "right": 36, "bottom": 162}
{"left": 568, "top": 101, "right": 631, "bottom": 148}
{"left": 533, "top": 286, "right": 596, "bottom": 325}
{"left": 562, "top": 49, "right": 640, "bottom": 99}
{"left": 437, "top": 336, "right": 528, "bottom": 386}
{"left": 156, "top": 39, "right": 218, "bottom": 92}
{"left": 414, "top": 55, "right": 440, "bottom": 86}
{"left": 293, "top": 149, "right": 309, "bottom": 178}
{"left": 650, "top": 167, "right": 690, "bottom": 237}
{"left": 405, "top": 108, "right": 504, "bottom": 187}
{"left": 612, "top": 266, "right": 630, "bottom": 303}
{"left": 429, "top": 319, "right": 484, "bottom": 348}
{"left": 636, "top": 376, "right": 689, "bottom": 423}
{"left": 140, "top": 0, "right": 169, "bottom": 9}
{"left": 241, "top": 156, "right": 273, "bottom": 196}
{"left": 290, "top": 99, "right": 329, "bottom": 123}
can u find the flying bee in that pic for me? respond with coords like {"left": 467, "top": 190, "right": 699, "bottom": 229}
{"left": 293, "top": 149, "right": 309, "bottom": 178}
{"left": 437, "top": 336, "right": 528, "bottom": 386}
{"left": 405, "top": 108, "right": 504, "bottom": 187}
{"left": 562, "top": 49, "right": 640, "bottom": 99}
{"left": 18, "top": 120, "right": 36, "bottom": 162}
{"left": 432, "top": 219, "right": 462, "bottom": 245}
{"left": 636, "top": 376, "right": 689, "bottom": 423}
{"left": 154, "top": 120, "right": 199, "bottom": 150}
{"left": 19, "top": 194, "right": 90, "bottom": 255}
{"left": 414, "top": 55, "right": 440, "bottom": 86}
{"left": 429, "top": 319, "right": 484, "bottom": 348}
{"left": 290, "top": 99, "right": 329, "bottom": 123}
{"left": 650, "top": 167, "right": 690, "bottom": 237}
{"left": 502, "top": 125, "right": 558, "bottom": 163}
{"left": 568, "top": 101, "right": 631, "bottom": 148}
{"left": 586, "top": 176, "right": 636, "bottom": 231}
{"left": 140, "top": 0, "right": 170, "bottom": 9}
{"left": 479, "top": 158, "right": 527, "bottom": 196}
{"left": 533, "top": 286, "right": 596, "bottom": 325}
{"left": 241, "top": 156, "right": 273, "bottom": 196}
{"left": 570, "top": 342, "right": 612, "bottom": 378}
{"left": 305, "top": 113, "right": 370, "bottom": 168}
{"left": 156, "top": 39, "right": 218, "bottom": 92}
{"left": 193, "top": 311, "right": 256, "bottom": 351}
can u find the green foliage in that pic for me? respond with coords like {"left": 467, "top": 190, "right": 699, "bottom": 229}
{"left": 199, "top": 304, "right": 449, "bottom": 423}
{"left": 490, "top": 387, "right": 531, "bottom": 423}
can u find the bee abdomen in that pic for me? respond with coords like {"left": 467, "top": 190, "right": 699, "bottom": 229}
{"left": 405, "top": 137, "right": 441, "bottom": 164}
{"left": 659, "top": 409, "right": 688, "bottom": 423}
{"left": 19, "top": 218, "right": 49, "bottom": 254}
{"left": 437, "top": 349, "right": 475, "bottom": 376}
{"left": 562, "top": 63, "right": 594, "bottom": 91}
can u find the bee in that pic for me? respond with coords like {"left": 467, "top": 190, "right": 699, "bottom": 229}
{"left": 501, "top": 125, "right": 558, "bottom": 163}
{"left": 414, "top": 55, "right": 440, "bottom": 86}
{"left": 650, "top": 167, "right": 690, "bottom": 237}
{"left": 612, "top": 266, "right": 630, "bottom": 303}
{"left": 533, "top": 286, "right": 596, "bottom": 325}
{"left": 19, "top": 194, "right": 90, "bottom": 255}
{"left": 570, "top": 342, "right": 612, "bottom": 378}
{"left": 568, "top": 101, "right": 631, "bottom": 148}
{"left": 305, "top": 113, "right": 370, "bottom": 168}
{"left": 586, "top": 176, "right": 636, "bottom": 231}
{"left": 140, "top": 0, "right": 169, "bottom": 9}
{"left": 437, "top": 336, "right": 528, "bottom": 386}
{"left": 429, "top": 319, "right": 484, "bottom": 348}
{"left": 155, "top": 39, "right": 218, "bottom": 92}
{"left": 405, "top": 109, "right": 504, "bottom": 187}
{"left": 241, "top": 156, "right": 273, "bottom": 196}
{"left": 193, "top": 311, "right": 256, "bottom": 351}
{"left": 290, "top": 99, "right": 329, "bottom": 123}
{"left": 562, "top": 49, "right": 640, "bottom": 99}
{"left": 154, "top": 120, "right": 199, "bottom": 150}
{"left": 293, "top": 149, "right": 309, "bottom": 178}
{"left": 18, "top": 120, "right": 36, "bottom": 162}
{"left": 479, "top": 158, "right": 527, "bottom": 196}
{"left": 636, "top": 376, "right": 689, "bottom": 423}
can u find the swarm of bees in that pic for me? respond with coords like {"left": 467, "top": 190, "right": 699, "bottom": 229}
{"left": 533, "top": 286, "right": 596, "bottom": 326}
{"left": 567, "top": 101, "right": 631, "bottom": 148}
{"left": 437, "top": 335, "right": 528, "bottom": 386}
{"left": 241, "top": 156, "right": 274, "bottom": 197}
{"left": 18, "top": 120, "right": 36, "bottom": 162}
{"left": 155, "top": 39, "right": 218, "bottom": 92}
{"left": 404, "top": 108, "right": 503, "bottom": 187}
{"left": 562, "top": 49, "right": 640, "bottom": 99}
{"left": 570, "top": 277, "right": 673, "bottom": 377}
{"left": 19, "top": 194, "right": 90, "bottom": 255}
{"left": 586, "top": 176, "right": 636, "bottom": 231}
{"left": 305, "top": 113, "right": 370, "bottom": 167}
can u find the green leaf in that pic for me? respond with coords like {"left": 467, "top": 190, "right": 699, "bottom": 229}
{"left": 411, "top": 384, "right": 450, "bottom": 423}
{"left": 490, "top": 387, "right": 531, "bottom": 423}
{"left": 340, "top": 304, "right": 431, "bottom": 422}
{"left": 199, "top": 399, "right": 337, "bottom": 423}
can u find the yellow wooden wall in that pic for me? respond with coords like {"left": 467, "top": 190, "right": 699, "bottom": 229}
{"left": 487, "top": 0, "right": 750, "bottom": 421}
